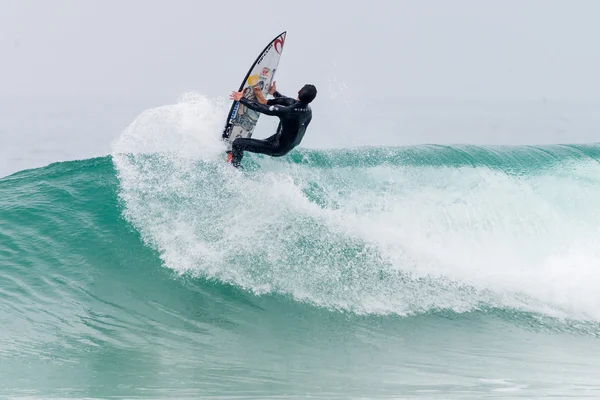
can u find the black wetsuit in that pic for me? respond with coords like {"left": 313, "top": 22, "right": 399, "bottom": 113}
{"left": 230, "top": 91, "right": 312, "bottom": 167}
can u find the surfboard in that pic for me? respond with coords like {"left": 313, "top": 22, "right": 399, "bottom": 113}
{"left": 222, "top": 31, "right": 287, "bottom": 152}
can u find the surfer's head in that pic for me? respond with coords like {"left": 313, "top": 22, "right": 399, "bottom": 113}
{"left": 298, "top": 84, "right": 317, "bottom": 104}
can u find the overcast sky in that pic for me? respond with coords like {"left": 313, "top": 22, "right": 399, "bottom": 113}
{"left": 2, "top": 0, "right": 600, "bottom": 101}
{"left": 1, "top": 0, "right": 599, "bottom": 177}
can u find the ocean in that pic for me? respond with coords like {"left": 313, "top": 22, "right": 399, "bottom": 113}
{"left": 1, "top": 94, "right": 600, "bottom": 399}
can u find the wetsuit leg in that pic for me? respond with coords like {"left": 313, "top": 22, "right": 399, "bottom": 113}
{"left": 231, "top": 137, "right": 278, "bottom": 167}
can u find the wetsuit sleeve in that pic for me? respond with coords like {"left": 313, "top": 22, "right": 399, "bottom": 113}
{"left": 239, "top": 97, "right": 291, "bottom": 116}
{"left": 267, "top": 97, "right": 296, "bottom": 106}
{"left": 267, "top": 91, "right": 295, "bottom": 106}
{"left": 272, "top": 91, "right": 288, "bottom": 98}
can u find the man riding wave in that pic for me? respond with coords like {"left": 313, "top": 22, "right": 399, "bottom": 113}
{"left": 227, "top": 82, "right": 317, "bottom": 168}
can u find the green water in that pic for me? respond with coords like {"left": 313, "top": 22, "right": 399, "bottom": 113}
{"left": 1, "top": 144, "right": 600, "bottom": 398}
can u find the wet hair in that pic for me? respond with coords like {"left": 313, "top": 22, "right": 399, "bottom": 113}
{"left": 298, "top": 84, "right": 317, "bottom": 104}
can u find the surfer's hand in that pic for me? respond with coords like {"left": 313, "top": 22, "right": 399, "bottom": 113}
{"left": 269, "top": 81, "right": 277, "bottom": 95}
{"left": 230, "top": 91, "right": 244, "bottom": 101}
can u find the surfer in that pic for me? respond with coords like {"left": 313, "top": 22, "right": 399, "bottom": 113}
{"left": 227, "top": 82, "right": 317, "bottom": 168}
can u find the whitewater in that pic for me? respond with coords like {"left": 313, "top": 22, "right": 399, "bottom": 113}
{"left": 2, "top": 93, "right": 600, "bottom": 398}
{"left": 112, "top": 93, "right": 600, "bottom": 320}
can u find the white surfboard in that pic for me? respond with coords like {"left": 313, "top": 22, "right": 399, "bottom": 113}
{"left": 222, "top": 31, "right": 287, "bottom": 152}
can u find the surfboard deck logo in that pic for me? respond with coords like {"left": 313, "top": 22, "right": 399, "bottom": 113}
{"left": 222, "top": 32, "right": 286, "bottom": 152}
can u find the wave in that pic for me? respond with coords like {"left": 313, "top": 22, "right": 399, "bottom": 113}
{"left": 108, "top": 93, "right": 600, "bottom": 321}
{"left": 2, "top": 93, "right": 600, "bottom": 335}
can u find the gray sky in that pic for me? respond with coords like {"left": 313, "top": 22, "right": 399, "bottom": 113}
{"left": 1, "top": 0, "right": 600, "bottom": 177}
{"left": 2, "top": 0, "right": 600, "bottom": 101}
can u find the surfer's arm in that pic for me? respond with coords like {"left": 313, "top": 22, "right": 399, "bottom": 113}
{"left": 239, "top": 97, "right": 290, "bottom": 116}
{"left": 272, "top": 91, "right": 296, "bottom": 101}
{"left": 267, "top": 97, "right": 295, "bottom": 106}
{"left": 270, "top": 83, "right": 293, "bottom": 100}
{"left": 252, "top": 87, "right": 268, "bottom": 104}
